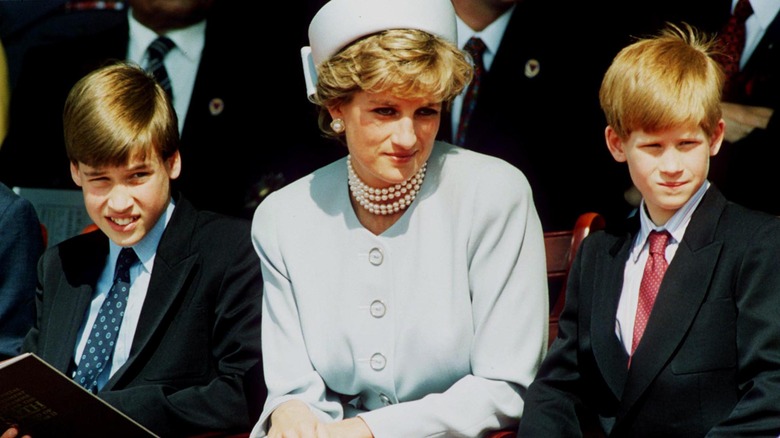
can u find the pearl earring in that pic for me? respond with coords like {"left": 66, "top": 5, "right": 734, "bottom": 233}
{"left": 330, "top": 118, "right": 345, "bottom": 134}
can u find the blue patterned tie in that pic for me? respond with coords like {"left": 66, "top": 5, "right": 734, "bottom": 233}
{"left": 146, "top": 36, "right": 176, "bottom": 99}
{"left": 74, "top": 247, "right": 138, "bottom": 393}
{"left": 455, "top": 37, "right": 487, "bottom": 146}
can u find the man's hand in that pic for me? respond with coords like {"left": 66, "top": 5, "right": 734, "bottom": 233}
{"left": 721, "top": 102, "right": 773, "bottom": 143}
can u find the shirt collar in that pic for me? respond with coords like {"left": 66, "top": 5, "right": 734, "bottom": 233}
{"left": 127, "top": 9, "right": 206, "bottom": 64}
{"left": 108, "top": 198, "right": 176, "bottom": 273}
{"left": 631, "top": 180, "right": 710, "bottom": 262}
{"left": 737, "top": 0, "right": 780, "bottom": 29}
{"left": 456, "top": 4, "right": 515, "bottom": 60}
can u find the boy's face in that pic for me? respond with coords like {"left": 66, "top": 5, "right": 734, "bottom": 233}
{"left": 606, "top": 120, "right": 725, "bottom": 226}
{"left": 70, "top": 150, "right": 182, "bottom": 247}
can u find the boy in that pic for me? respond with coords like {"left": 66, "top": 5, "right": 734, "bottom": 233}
{"left": 518, "top": 24, "right": 780, "bottom": 437}
{"left": 5, "top": 62, "right": 265, "bottom": 437}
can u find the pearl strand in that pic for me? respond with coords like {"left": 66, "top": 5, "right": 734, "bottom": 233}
{"left": 347, "top": 156, "right": 427, "bottom": 215}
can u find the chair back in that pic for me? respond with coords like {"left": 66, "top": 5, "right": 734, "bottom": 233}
{"left": 546, "top": 212, "right": 605, "bottom": 347}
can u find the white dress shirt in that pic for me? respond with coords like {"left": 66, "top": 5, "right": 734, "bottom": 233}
{"left": 73, "top": 200, "right": 175, "bottom": 390}
{"left": 127, "top": 9, "right": 205, "bottom": 134}
{"left": 615, "top": 181, "right": 710, "bottom": 353}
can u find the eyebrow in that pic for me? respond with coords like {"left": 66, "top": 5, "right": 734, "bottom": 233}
{"left": 81, "top": 162, "right": 151, "bottom": 177}
{"left": 366, "top": 98, "right": 441, "bottom": 107}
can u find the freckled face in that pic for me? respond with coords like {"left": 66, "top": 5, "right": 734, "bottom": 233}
{"left": 329, "top": 90, "right": 442, "bottom": 188}
{"left": 70, "top": 150, "right": 181, "bottom": 247}
{"left": 605, "top": 121, "right": 724, "bottom": 225}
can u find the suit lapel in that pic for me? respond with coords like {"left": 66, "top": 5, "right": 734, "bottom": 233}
{"left": 45, "top": 233, "right": 109, "bottom": 372}
{"left": 104, "top": 197, "right": 199, "bottom": 389}
{"left": 591, "top": 230, "right": 633, "bottom": 400}
{"left": 619, "top": 188, "right": 726, "bottom": 416}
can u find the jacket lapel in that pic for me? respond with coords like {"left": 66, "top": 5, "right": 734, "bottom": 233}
{"left": 618, "top": 188, "right": 726, "bottom": 416}
{"left": 591, "top": 229, "right": 633, "bottom": 400}
{"left": 45, "top": 233, "right": 109, "bottom": 372}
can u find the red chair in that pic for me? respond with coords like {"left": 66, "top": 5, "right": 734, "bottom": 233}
{"left": 546, "top": 212, "right": 606, "bottom": 347}
{"left": 484, "top": 212, "right": 606, "bottom": 438}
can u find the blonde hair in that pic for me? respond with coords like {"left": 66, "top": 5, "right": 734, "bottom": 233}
{"left": 313, "top": 28, "right": 473, "bottom": 137}
{"left": 599, "top": 23, "right": 724, "bottom": 139}
{"left": 63, "top": 61, "right": 179, "bottom": 166}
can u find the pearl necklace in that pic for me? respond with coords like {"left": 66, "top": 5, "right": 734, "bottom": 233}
{"left": 347, "top": 155, "right": 427, "bottom": 215}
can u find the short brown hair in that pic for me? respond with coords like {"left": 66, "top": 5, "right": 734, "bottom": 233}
{"left": 599, "top": 23, "right": 724, "bottom": 139}
{"left": 63, "top": 61, "right": 179, "bottom": 166}
{"left": 313, "top": 28, "right": 472, "bottom": 137}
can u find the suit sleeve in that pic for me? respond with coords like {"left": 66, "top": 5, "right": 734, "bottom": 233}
{"left": 518, "top": 234, "right": 596, "bottom": 437}
{"left": 0, "top": 193, "right": 43, "bottom": 360}
{"left": 708, "top": 217, "right": 780, "bottom": 436}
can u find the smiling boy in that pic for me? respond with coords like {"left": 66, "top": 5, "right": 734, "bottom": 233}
{"left": 6, "top": 62, "right": 265, "bottom": 437}
{"left": 518, "top": 23, "right": 780, "bottom": 437}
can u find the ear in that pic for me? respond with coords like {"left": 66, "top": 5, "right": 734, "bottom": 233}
{"left": 166, "top": 150, "right": 182, "bottom": 180}
{"left": 605, "top": 126, "right": 627, "bottom": 162}
{"left": 709, "top": 119, "right": 726, "bottom": 157}
{"left": 327, "top": 104, "right": 343, "bottom": 121}
{"left": 70, "top": 162, "right": 83, "bottom": 187}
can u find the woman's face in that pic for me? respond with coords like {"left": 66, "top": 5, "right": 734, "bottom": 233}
{"left": 329, "top": 90, "right": 442, "bottom": 188}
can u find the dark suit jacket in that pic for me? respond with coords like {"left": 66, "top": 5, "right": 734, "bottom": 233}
{"left": 438, "top": 1, "right": 632, "bottom": 231}
{"left": 0, "top": 4, "right": 295, "bottom": 219}
{"left": 519, "top": 187, "right": 780, "bottom": 437}
{"left": 23, "top": 195, "right": 265, "bottom": 437}
{"left": 0, "top": 182, "right": 43, "bottom": 360}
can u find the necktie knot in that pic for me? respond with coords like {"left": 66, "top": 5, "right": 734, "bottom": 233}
{"left": 146, "top": 36, "right": 176, "bottom": 98}
{"left": 147, "top": 36, "right": 176, "bottom": 60}
{"left": 464, "top": 37, "right": 487, "bottom": 69}
{"left": 647, "top": 230, "right": 670, "bottom": 257}
{"left": 734, "top": 0, "right": 753, "bottom": 22}
{"left": 114, "top": 247, "right": 138, "bottom": 283}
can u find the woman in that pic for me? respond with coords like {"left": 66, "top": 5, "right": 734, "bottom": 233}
{"left": 250, "top": 0, "right": 548, "bottom": 436}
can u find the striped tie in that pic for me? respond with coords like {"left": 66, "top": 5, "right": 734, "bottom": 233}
{"left": 146, "top": 36, "right": 176, "bottom": 100}
{"left": 455, "top": 37, "right": 486, "bottom": 146}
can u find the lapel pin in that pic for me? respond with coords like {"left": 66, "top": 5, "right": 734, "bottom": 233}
{"left": 209, "top": 98, "right": 224, "bottom": 116}
{"left": 524, "top": 59, "right": 540, "bottom": 78}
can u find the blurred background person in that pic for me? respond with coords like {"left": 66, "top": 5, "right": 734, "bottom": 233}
{"left": 250, "top": 0, "right": 548, "bottom": 436}
{"left": 439, "top": 0, "right": 633, "bottom": 231}
{"left": 0, "top": 0, "right": 301, "bottom": 219}
{"left": 0, "top": 37, "right": 44, "bottom": 362}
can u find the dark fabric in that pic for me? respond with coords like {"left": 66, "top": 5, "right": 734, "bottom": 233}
{"left": 437, "top": 1, "right": 632, "bottom": 231}
{"left": 519, "top": 187, "right": 780, "bottom": 437}
{"left": 23, "top": 195, "right": 266, "bottom": 436}
{"left": 0, "top": 4, "right": 303, "bottom": 219}
{"left": 455, "top": 37, "right": 486, "bottom": 146}
{"left": 0, "top": 183, "right": 44, "bottom": 361}
{"left": 717, "top": 0, "right": 754, "bottom": 100}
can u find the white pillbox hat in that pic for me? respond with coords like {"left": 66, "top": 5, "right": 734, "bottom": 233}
{"left": 301, "top": 0, "right": 457, "bottom": 100}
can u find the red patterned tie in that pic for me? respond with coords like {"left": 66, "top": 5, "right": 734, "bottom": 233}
{"left": 455, "top": 37, "right": 486, "bottom": 146}
{"left": 717, "top": 0, "right": 754, "bottom": 100}
{"left": 630, "top": 230, "right": 670, "bottom": 364}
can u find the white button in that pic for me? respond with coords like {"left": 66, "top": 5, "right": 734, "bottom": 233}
{"left": 368, "top": 248, "right": 383, "bottom": 265}
{"left": 370, "top": 353, "right": 386, "bottom": 371}
{"left": 370, "top": 300, "right": 386, "bottom": 318}
{"left": 378, "top": 393, "right": 392, "bottom": 406}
